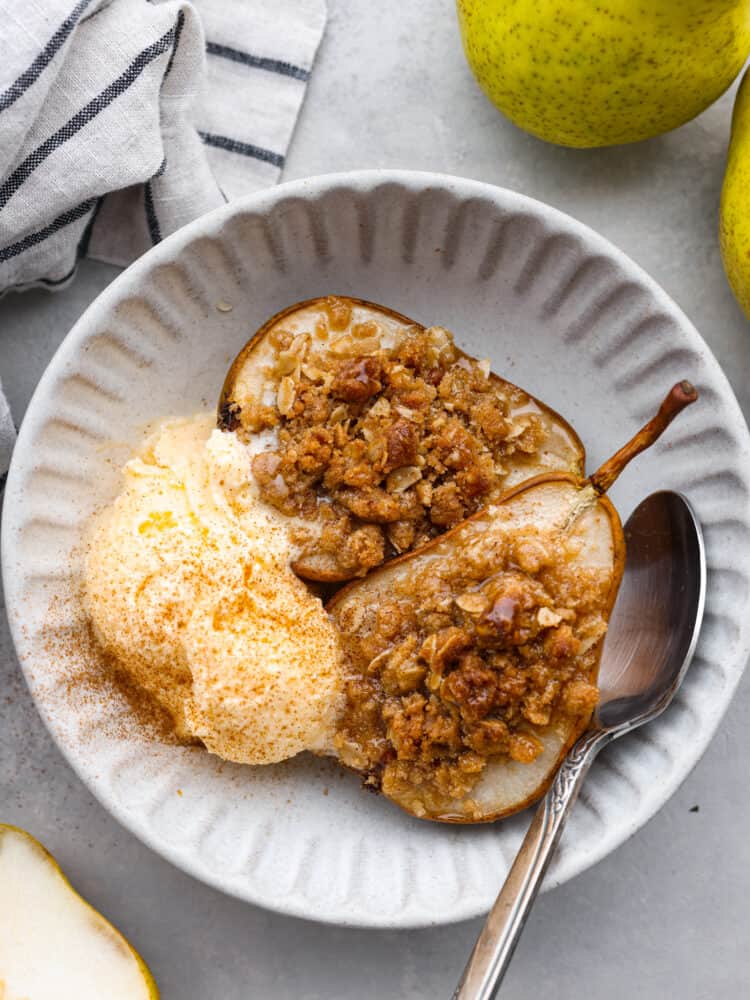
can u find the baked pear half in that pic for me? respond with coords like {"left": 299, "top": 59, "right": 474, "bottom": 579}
{"left": 327, "top": 382, "right": 697, "bottom": 822}
{"left": 219, "top": 296, "right": 584, "bottom": 581}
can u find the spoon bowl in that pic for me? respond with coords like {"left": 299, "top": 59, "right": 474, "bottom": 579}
{"left": 596, "top": 491, "right": 706, "bottom": 733}
{"left": 454, "top": 491, "right": 706, "bottom": 999}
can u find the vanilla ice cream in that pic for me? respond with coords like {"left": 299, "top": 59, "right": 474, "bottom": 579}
{"left": 83, "top": 414, "right": 343, "bottom": 765}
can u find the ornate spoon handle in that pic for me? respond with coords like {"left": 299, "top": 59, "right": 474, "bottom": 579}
{"left": 452, "top": 728, "right": 609, "bottom": 1000}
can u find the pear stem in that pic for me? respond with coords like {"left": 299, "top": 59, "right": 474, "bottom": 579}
{"left": 590, "top": 380, "right": 698, "bottom": 496}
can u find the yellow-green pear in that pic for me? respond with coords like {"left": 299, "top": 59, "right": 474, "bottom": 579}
{"left": 721, "top": 66, "right": 750, "bottom": 317}
{"left": 456, "top": 0, "right": 750, "bottom": 147}
{"left": 0, "top": 824, "right": 159, "bottom": 1000}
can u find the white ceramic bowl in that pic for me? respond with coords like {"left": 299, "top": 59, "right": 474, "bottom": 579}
{"left": 4, "top": 171, "right": 750, "bottom": 928}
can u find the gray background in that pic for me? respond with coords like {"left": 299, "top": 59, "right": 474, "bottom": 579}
{"left": 1, "top": 1, "right": 748, "bottom": 996}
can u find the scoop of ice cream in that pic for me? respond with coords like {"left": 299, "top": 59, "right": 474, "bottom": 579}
{"left": 83, "top": 415, "right": 343, "bottom": 765}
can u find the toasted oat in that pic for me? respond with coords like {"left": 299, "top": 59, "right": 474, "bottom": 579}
{"left": 426, "top": 326, "right": 451, "bottom": 349}
{"left": 329, "top": 403, "right": 349, "bottom": 423}
{"left": 415, "top": 481, "right": 433, "bottom": 506}
{"left": 301, "top": 363, "right": 324, "bottom": 381}
{"left": 369, "top": 397, "right": 392, "bottom": 418}
{"left": 394, "top": 404, "right": 416, "bottom": 419}
{"left": 386, "top": 466, "right": 422, "bottom": 493}
{"left": 507, "top": 416, "right": 532, "bottom": 440}
{"left": 538, "top": 606, "right": 563, "bottom": 628}
{"left": 290, "top": 332, "right": 311, "bottom": 358}
{"left": 328, "top": 334, "right": 354, "bottom": 356}
{"left": 329, "top": 333, "right": 381, "bottom": 356}
{"left": 276, "top": 351, "right": 299, "bottom": 376}
{"left": 276, "top": 376, "right": 296, "bottom": 416}
{"left": 455, "top": 592, "right": 490, "bottom": 615}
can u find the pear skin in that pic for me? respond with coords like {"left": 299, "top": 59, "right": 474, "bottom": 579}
{"left": 721, "top": 66, "right": 750, "bottom": 318}
{"left": 457, "top": 0, "right": 750, "bottom": 148}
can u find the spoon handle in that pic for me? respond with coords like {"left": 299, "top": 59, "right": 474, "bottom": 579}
{"left": 452, "top": 728, "right": 608, "bottom": 1000}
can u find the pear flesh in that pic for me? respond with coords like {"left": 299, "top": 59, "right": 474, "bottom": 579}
{"left": 219, "top": 295, "right": 584, "bottom": 581}
{"left": 328, "top": 383, "right": 697, "bottom": 822}
{"left": 447, "top": 483, "right": 619, "bottom": 819}
{"left": 457, "top": 0, "right": 750, "bottom": 148}
{"left": 0, "top": 825, "right": 158, "bottom": 1000}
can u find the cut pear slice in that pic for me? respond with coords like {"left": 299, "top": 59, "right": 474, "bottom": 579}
{"left": 328, "top": 382, "right": 697, "bottom": 822}
{"left": 0, "top": 825, "right": 159, "bottom": 1000}
{"left": 218, "top": 296, "right": 585, "bottom": 581}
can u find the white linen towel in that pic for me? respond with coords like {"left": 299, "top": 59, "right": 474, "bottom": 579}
{"left": 0, "top": 0, "right": 327, "bottom": 474}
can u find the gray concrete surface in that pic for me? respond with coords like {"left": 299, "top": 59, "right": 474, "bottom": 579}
{"left": 1, "top": 1, "right": 748, "bottom": 996}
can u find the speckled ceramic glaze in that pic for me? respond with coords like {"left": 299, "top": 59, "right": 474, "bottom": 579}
{"left": 4, "top": 171, "right": 750, "bottom": 927}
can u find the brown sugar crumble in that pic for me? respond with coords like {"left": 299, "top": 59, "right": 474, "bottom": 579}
{"left": 228, "top": 297, "right": 559, "bottom": 581}
{"left": 329, "top": 511, "right": 608, "bottom": 820}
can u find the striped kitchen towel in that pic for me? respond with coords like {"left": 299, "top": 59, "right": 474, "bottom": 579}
{"left": 0, "top": 0, "right": 326, "bottom": 292}
{"left": 0, "top": 0, "right": 326, "bottom": 476}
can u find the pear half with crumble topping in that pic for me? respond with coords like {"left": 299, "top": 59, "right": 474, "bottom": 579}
{"left": 219, "top": 296, "right": 584, "bottom": 582}
{"left": 327, "top": 382, "right": 697, "bottom": 823}
{"left": 0, "top": 824, "right": 159, "bottom": 1000}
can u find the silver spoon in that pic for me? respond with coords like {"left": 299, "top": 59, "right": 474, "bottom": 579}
{"left": 453, "top": 490, "right": 706, "bottom": 1000}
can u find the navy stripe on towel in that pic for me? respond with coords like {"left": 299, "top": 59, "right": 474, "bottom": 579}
{"left": 0, "top": 198, "right": 96, "bottom": 263}
{"left": 0, "top": 19, "right": 180, "bottom": 211}
{"left": 144, "top": 156, "right": 167, "bottom": 244}
{"left": 164, "top": 9, "right": 186, "bottom": 78}
{"left": 198, "top": 130, "right": 284, "bottom": 168}
{"left": 144, "top": 181, "right": 161, "bottom": 244}
{"left": 0, "top": 0, "right": 96, "bottom": 113}
{"left": 206, "top": 42, "right": 309, "bottom": 82}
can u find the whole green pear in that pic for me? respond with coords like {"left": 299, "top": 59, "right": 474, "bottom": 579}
{"left": 457, "top": 0, "right": 750, "bottom": 147}
{"left": 721, "top": 66, "right": 750, "bottom": 317}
